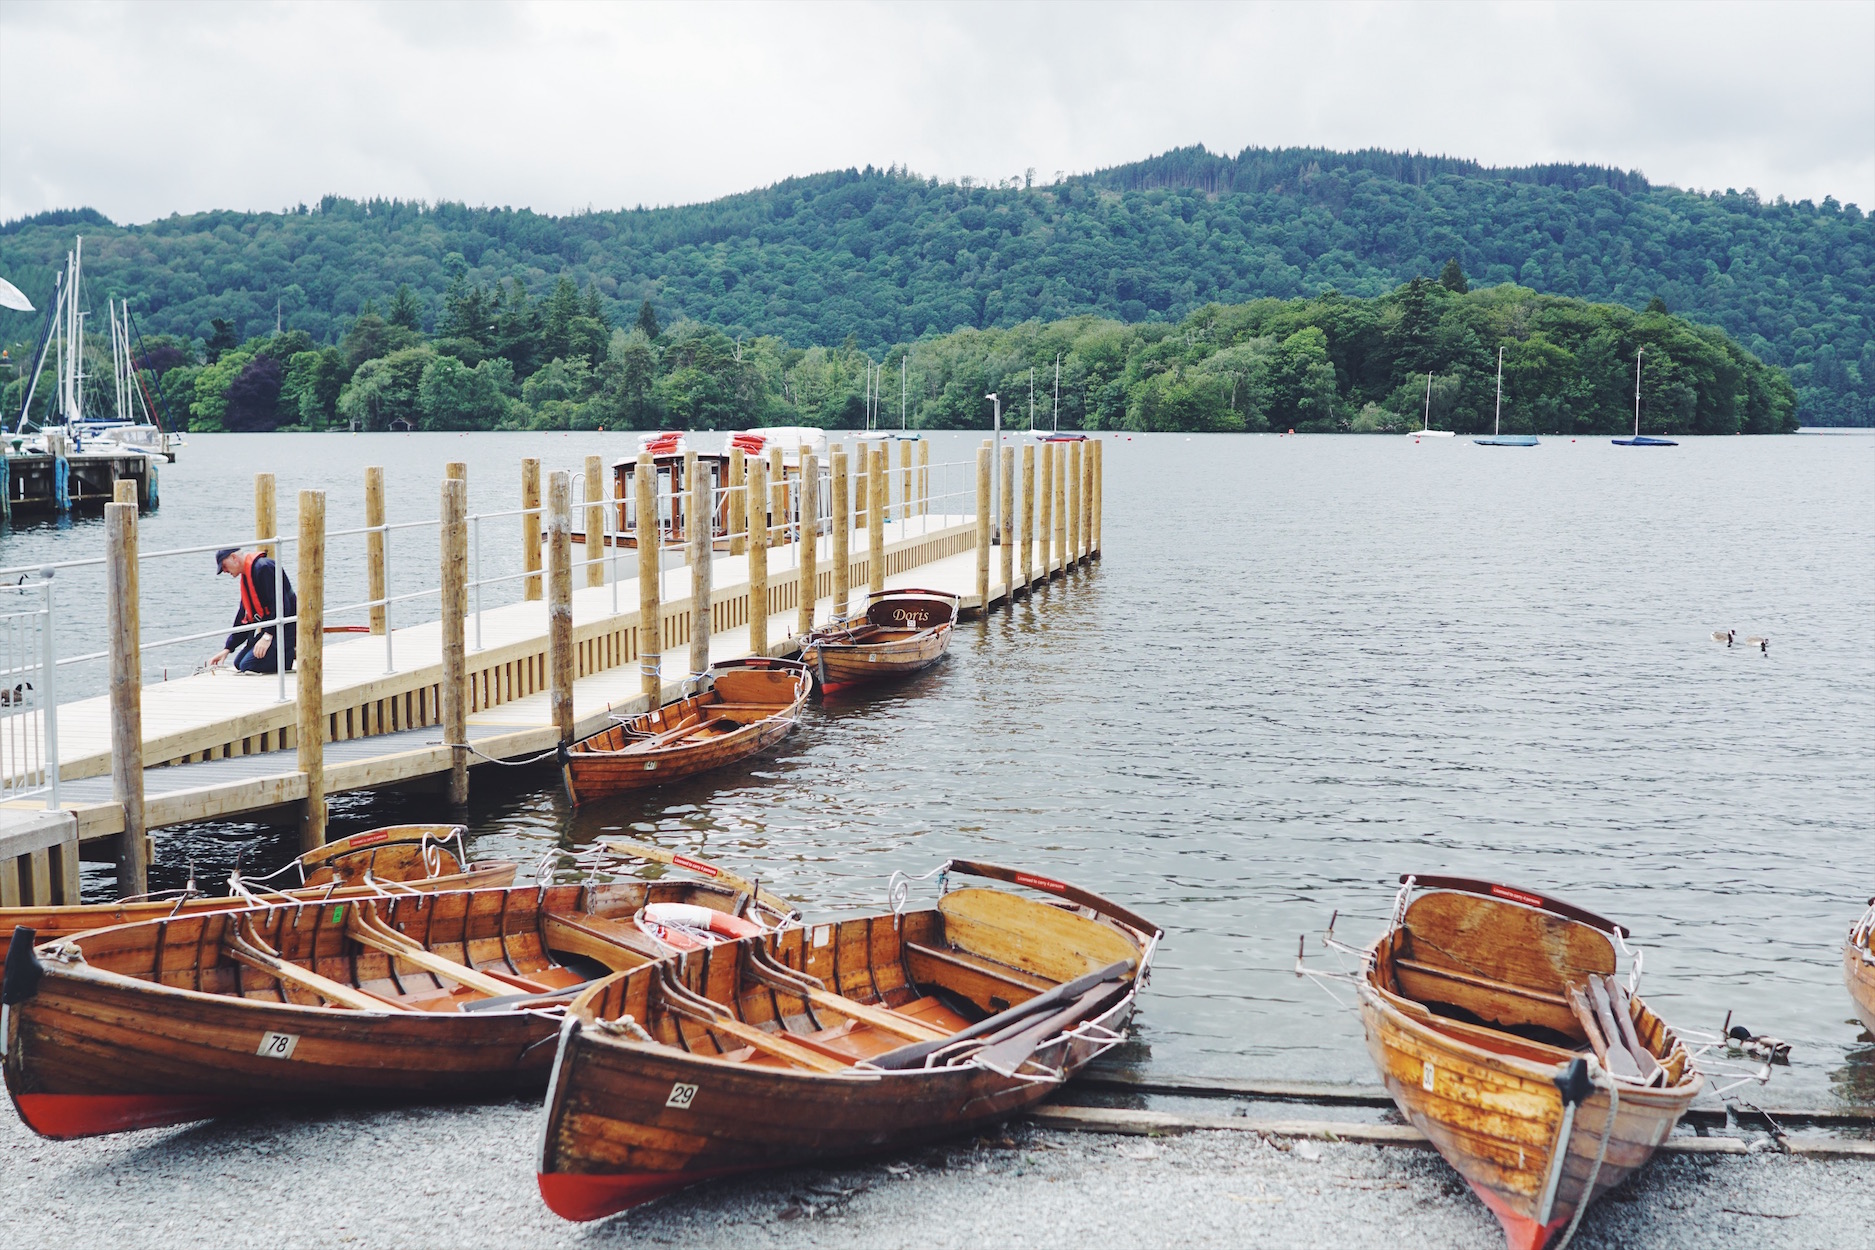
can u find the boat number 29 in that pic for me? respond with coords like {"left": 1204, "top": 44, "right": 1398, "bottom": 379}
{"left": 666, "top": 1082, "right": 699, "bottom": 1110}
{"left": 257, "top": 1031, "right": 300, "bottom": 1060}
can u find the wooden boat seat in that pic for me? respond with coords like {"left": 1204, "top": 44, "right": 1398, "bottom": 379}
{"left": 906, "top": 941, "right": 1052, "bottom": 1010}
{"left": 622, "top": 717, "right": 739, "bottom": 753}
{"left": 1385, "top": 985, "right": 1585, "bottom": 1064}
{"left": 703, "top": 997, "right": 976, "bottom": 1068}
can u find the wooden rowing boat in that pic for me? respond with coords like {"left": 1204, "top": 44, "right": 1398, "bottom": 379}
{"left": 0, "top": 825, "right": 515, "bottom": 964}
{"left": 563, "top": 659, "right": 812, "bottom": 802}
{"left": 1847, "top": 899, "right": 1875, "bottom": 1036}
{"left": 1358, "top": 875, "right": 1701, "bottom": 1250}
{"left": 798, "top": 589, "right": 959, "bottom": 692}
{"left": 535, "top": 860, "right": 1159, "bottom": 1221}
{"left": 1, "top": 876, "right": 792, "bottom": 1140}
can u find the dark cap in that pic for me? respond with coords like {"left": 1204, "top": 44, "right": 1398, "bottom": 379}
{"left": 214, "top": 547, "right": 240, "bottom": 572}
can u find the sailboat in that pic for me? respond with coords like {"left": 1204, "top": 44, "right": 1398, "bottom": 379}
{"left": 1032, "top": 353, "right": 1085, "bottom": 442}
{"left": 856, "top": 357, "right": 919, "bottom": 443}
{"left": 1409, "top": 371, "right": 1455, "bottom": 438}
{"left": 1612, "top": 346, "right": 1676, "bottom": 446}
{"left": 1474, "top": 347, "right": 1539, "bottom": 446}
{"left": 11, "top": 237, "right": 182, "bottom": 461}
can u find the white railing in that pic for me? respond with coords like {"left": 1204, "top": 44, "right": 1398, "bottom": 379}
{"left": 0, "top": 573, "right": 58, "bottom": 807}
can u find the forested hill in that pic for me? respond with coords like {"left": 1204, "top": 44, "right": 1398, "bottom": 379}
{"left": 1, "top": 144, "right": 1869, "bottom": 423}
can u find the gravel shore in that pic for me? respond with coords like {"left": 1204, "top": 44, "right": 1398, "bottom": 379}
{"left": 2, "top": 1098, "right": 1865, "bottom": 1250}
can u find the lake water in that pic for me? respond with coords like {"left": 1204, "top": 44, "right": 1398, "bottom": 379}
{"left": 3, "top": 429, "right": 1872, "bottom": 1105}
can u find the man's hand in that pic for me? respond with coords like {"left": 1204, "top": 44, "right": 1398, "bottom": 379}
{"left": 208, "top": 649, "right": 230, "bottom": 668}
{"left": 253, "top": 634, "right": 272, "bottom": 658}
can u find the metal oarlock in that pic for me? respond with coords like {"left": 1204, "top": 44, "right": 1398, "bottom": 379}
{"left": 887, "top": 861, "right": 952, "bottom": 917}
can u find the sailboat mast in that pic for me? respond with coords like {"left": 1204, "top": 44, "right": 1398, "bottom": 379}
{"left": 900, "top": 355, "right": 907, "bottom": 430}
{"left": 1029, "top": 366, "right": 1034, "bottom": 433}
{"left": 1052, "top": 353, "right": 1060, "bottom": 433}
{"left": 1633, "top": 346, "right": 1644, "bottom": 437}
{"left": 1423, "top": 371, "right": 1432, "bottom": 433}
{"left": 1494, "top": 346, "right": 1503, "bottom": 437}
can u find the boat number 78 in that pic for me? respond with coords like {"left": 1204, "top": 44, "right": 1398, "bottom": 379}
{"left": 257, "top": 1032, "right": 300, "bottom": 1060}
{"left": 666, "top": 1082, "right": 699, "bottom": 1110}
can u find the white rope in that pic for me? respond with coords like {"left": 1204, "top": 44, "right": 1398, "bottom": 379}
{"left": 1553, "top": 1075, "right": 1618, "bottom": 1250}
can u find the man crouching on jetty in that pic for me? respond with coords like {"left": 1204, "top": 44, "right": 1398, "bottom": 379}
{"left": 207, "top": 546, "right": 298, "bottom": 673}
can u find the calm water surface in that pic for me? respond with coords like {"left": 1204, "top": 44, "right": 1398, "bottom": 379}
{"left": 3, "top": 430, "right": 1871, "bottom": 1104}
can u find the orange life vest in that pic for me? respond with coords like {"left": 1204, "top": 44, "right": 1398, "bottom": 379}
{"left": 235, "top": 552, "right": 268, "bottom": 624}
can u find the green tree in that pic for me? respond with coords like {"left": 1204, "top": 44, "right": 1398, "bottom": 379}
{"left": 336, "top": 347, "right": 433, "bottom": 430}
{"left": 418, "top": 355, "right": 511, "bottom": 429}
{"left": 387, "top": 284, "right": 424, "bottom": 330}
{"left": 1439, "top": 257, "right": 1468, "bottom": 294}
{"left": 635, "top": 298, "right": 661, "bottom": 341}
{"left": 281, "top": 347, "right": 347, "bottom": 426}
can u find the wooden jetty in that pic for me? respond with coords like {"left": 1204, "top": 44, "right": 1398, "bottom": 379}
{"left": 0, "top": 438, "right": 1104, "bottom": 900}
{"left": 1, "top": 430, "right": 160, "bottom": 520}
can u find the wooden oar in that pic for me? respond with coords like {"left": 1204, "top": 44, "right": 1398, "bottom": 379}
{"left": 601, "top": 839, "right": 793, "bottom": 915}
{"left": 1602, "top": 975, "right": 1664, "bottom": 1085}
{"left": 745, "top": 946, "right": 948, "bottom": 1042}
{"left": 225, "top": 915, "right": 407, "bottom": 1013}
{"left": 344, "top": 904, "right": 528, "bottom": 1001}
{"left": 1564, "top": 982, "right": 1634, "bottom": 1079}
{"left": 864, "top": 959, "right": 1135, "bottom": 1072}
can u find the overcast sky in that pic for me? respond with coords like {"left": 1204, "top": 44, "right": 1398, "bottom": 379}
{"left": 3, "top": 0, "right": 1870, "bottom": 225}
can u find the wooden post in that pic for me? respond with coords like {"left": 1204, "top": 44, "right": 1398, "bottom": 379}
{"left": 254, "top": 473, "right": 276, "bottom": 559}
{"left": 855, "top": 447, "right": 868, "bottom": 533}
{"left": 365, "top": 466, "right": 386, "bottom": 634}
{"left": 727, "top": 448, "right": 747, "bottom": 556}
{"left": 296, "top": 490, "right": 326, "bottom": 852}
{"left": 797, "top": 449, "right": 818, "bottom": 638}
{"left": 635, "top": 453, "right": 661, "bottom": 704}
{"left": 747, "top": 455, "right": 768, "bottom": 656}
{"left": 1052, "top": 443, "right": 1067, "bottom": 574}
{"left": 1091, "top": 438, "right": 1103, "bottom": 556}
{"left": 1019, "top": 443, "right": 1035, "bottom": 593}
{"left": 440, "top": 477, "right": 469, "bottom": 804}
{"left": 868, "top": 444, "right": 886, "bottom": 598}
{"left": 688, "top": 449, "right": 713, "bottom": 679}
{"left": 585, "top": 454, "right": 605, "bottom": 588}
{"left": 999, "top": 445, "right": 1014, "bottom": 605}
{"left": 106, "top": 501, "right": 146, "bottom": 896}
{"left": 1067, "top": 441, "right": 1082, "bottom": 567}
{"left": 546, "top": 472, "right": 575, "bottom": 742}
{"left": 900, "top": 440, "right": 915, "bottom": 524}
{"left": 1038, "top": 439, "right": 1054, "bottom": 578}
{"left": 446, "top": 461, "right": 467, "bottom": 482}
{"left": 831, "top": 446, "right": 850, "bottom": 619}
{"left": 974, "top": 441, "right": 991, "bottom": 610}
{"left": 917, "top": 439, "right": 929, "bottom": 516}
{"left": 767, "top": 446, "right": 786, "bottom": 552}
{"left": 522, "top": 457, "right": 542, "bottom": 600}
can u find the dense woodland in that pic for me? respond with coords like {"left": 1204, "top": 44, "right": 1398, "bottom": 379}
{"left": 0, "top": 145, "right": 1859, "bottom": 428}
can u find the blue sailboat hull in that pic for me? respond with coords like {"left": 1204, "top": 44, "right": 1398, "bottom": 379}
{"left": 1611, "top": 436, "right": 1678, "bottom": 446}
{"left": 1473, "top": 435, "right": 1540, "bottom": 447}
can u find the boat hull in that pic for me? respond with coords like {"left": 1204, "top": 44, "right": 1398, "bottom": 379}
{"left": 1847, "top": 937, "right": 1875, "bottom": 1036}
{"left": 1611, "top": 436, "right": 1678, "bottom": 446}
{"left": 1474, "top": 436, "right": 1540, "bottom": 447}
{"left": 564, "top": 660, "right": 810, "bottom": 801}
{"left": 801, "top": 629, "right": 950, "bottom": 690}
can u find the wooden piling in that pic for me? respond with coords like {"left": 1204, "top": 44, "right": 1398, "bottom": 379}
{"left": 747, "top": 455, "right": 769, "bottom": 656}
{"left": 1072, "top": 442, "right": 1087, "bottom": 569}
{"left": 1053, "top": 443, "right": 1068, "bottom": 574}
{"left": 635, "top": 453, "right": 661, "bottom": 704}
{"left": 1081, "top": 438, "right": 1095, "bottom": 561}
{"left": 105, "top": 501, "right": 146, "bottom": 897}
{"left": 522, "top": 457, "right": 542, "bottom": 600}
{"left": 365, "top": 466, "right": 386, "bottom": 634}
{"left": 1039, "top": 440, "right": 1055, "bottom": 578}
{"left": 688, "top": 449, "right": 713, "bottom": 679}
{"left": 855, "top": 448, "right": 868, "bottom": 533}
{"left": 254, "top": 473, "right": 276, "bottom": 559}
{"left": 546, "top": 471, "right": 575, "bottom": 742}
{"left": 1020, "top": 443, "right": 1035, "bottom": 593}
{"left": 831, "top": 446, "right": 850, "bottom": 619}
{"left": 727, "top": 448, "right": 747, "bottom": 556}
{"left": 999, "top": 444, "right": 1014, "bottom": 604}
{"left": 446, "top": 462, "right": 467, "bottom": 482}
{"left": 1091, "top": 438, "right": 1103, "bottom": 556}
{"left": 797, "top": 449, "right": 819, "bottom": 638}
{"left": 767, "top": 447, "right": 786, "bottom": 551}
{"left": 900, "top": 440, "right": 913, "bottom": 523}
{"left": 296, "top": 490, "right": 326, "bottom": 852}
{"left": 975, "top": 441, "right": 991, "bottom": 609}
{"left": 917, "top": 439, "right": 929, "bottom": 516}
{"left": 585, "top": 454, "right": 605, "bottom": 587}
{"left": 440, "top": 476, "right": 469, "bottom": 805}
{"left": 113, "top": 480, "right": 136, "bottom": 506}
{"left": 868, "top": 444, "right": 886, "bottom": 598}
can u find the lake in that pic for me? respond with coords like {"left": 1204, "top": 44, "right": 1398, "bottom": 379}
{"left": 3, "top": 429, "right": 1871, "bottom": 1104}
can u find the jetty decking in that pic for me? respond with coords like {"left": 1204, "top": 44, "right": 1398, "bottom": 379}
{"left": 0, "top": 438, "right": 1102, "bottom": 903}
